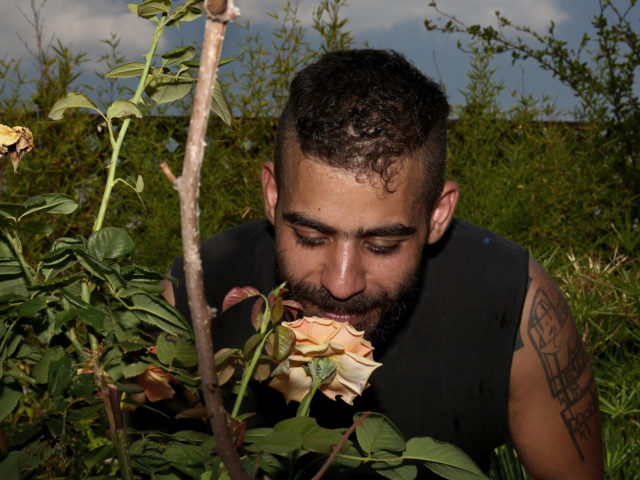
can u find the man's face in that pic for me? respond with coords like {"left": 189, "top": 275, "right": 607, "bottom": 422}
{"left": 270, "top": 151, "right": 430, "bottom": 341}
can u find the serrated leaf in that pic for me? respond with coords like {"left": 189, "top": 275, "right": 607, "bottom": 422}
{"left": 355, "top": 412, "right": 406, "bottom": 455}
{"left": 156, "top": 332, "right": 177, "bottom": 365}
{"left": 175, "top": 337, "right": 197, "bottom": 367}
{"left": 222, "top": 286, "right": 260, "bottom": 312}
{"left": 88, "top": 227, "right": 135, "bottom": 260}
{"left": 107, "top": 100, "right": 142, "bottom": 120}
{"left": 162, "top": 46, "right": 197, "bottom": 68}
{"left": 212, "top": 80, "right": 232, "bottom": 126}
{"left": 243, "top": 332, "right": 266, "bottom": 357}
{"left": 105, "top": 62, "right": 146, "bottom": 79}
{"left": 49, "top": 92, "right": 102, "bottom": 120}
{"left": 404, "top": 437, "right": 488, "bottom": 479}
{"left": 271, "top": 325, "right": 295, "bottom": 362}
{"left": 122, "top": 361, "right": 149, "bottom": 378}
{"left": 129, "top": 293, "right": 191, "bottom": 336}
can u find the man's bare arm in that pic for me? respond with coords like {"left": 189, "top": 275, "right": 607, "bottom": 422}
{"left": 509, "top": 257, "right": 603, "bottom": 479}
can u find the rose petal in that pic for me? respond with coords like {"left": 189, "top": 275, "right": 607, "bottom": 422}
{"left": 330, "top": 323, "right": 375, "bottom": 358}
{"left": 136, "top": 366, "right": 175, "bottom": 403}
{"left": 269, "top": 366, "right": 312, "bottom": 403}
{"left": 270, "top": 317, "right": 382, "bottom": 405}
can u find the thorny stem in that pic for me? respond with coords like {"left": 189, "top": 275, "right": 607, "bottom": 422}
{"left": 89, "top": 340, "right": 133, "bottom": 480}
{"left": 177, "top": 1, "right": 248, "bottom": 478}
{"left": 93, "top": 20, "right": 165, "bottom": 232}
{"left": 231, "top": 296, "right": 272, "bottom": 418}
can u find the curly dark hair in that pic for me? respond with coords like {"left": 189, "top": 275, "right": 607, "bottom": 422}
{"left": 274, "top": 48, "right": 450, "bottom": 214}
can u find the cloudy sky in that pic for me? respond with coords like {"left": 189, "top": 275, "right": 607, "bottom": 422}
{"left": 0, "top": 0, "right": 607, "bottom": 113}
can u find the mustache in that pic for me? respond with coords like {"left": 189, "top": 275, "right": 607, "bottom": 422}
{"left": 288, "top": 281, "right": 390, "bottom": 316}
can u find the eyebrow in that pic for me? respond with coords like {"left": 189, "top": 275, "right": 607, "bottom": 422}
{"left": 282, "top": 211, "right": 417, "bottom": 238}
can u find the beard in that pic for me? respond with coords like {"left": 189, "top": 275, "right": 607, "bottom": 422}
{"left": 275, "top": 249, "right": 424, "bottom": 348}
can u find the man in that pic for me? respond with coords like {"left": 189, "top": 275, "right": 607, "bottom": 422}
{"left": 166, "top": 49, "right": 603, "bottom": 478}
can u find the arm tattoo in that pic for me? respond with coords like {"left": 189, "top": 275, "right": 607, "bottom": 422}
{"left": 527, "top": 287, "right": 598, "bottom": 461}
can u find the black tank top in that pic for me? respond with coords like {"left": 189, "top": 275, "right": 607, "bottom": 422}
{"left": 171, "top": 218, "right": 529, "bottom": 476}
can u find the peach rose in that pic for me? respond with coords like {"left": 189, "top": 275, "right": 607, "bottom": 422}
{"left": 269, "top": 316, "right": 382, "bottom": 405}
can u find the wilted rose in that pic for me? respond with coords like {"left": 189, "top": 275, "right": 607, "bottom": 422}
{"left": 0, "top": 124, "right": 34, "bottom": 172}
{"left": 269, "top": 316, "right": 382, "bottom": 405}
{"left": 130, "top": 365, "right": 175, "bottom": 403}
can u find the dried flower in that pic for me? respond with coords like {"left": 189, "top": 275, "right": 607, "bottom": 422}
{"left": 269, "top": 317, "right": 382, "bottom": 405}
{"left": 131, "top": 365, "right": 175, "bottom": 403}
{"left": 0, "top": 124, "right": 34, "bottom": 172}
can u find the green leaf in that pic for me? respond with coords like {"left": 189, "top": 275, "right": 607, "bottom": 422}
{"left": 175, "top": 337, "right": 197, "bottom": 367}
{"left": 17, "top": 295, "right": 47, "bottom": 318}
{"left": 106, "top": 100, "right": 142, "bottom": 120}
{"left": 122, "top": 361, "right": 149, "bottom": 378}
{"left": 0, "top": 203, "right": 25, "bottom": 221}
{"left": 271, "top": 325, "right": 295, "bottom": 362}
{"left": 355, "top": 412, "right": 406, "bottom": 455}
{"left": 0, "top": 386, "right": 22, "bottom": 422}
{"left": 162, "top": 46, "right": 197, "bottom": 68}
{"left": 49, "top": 92, "right": 103, "bottom": 120}
{"left": 136, "top": 0, "right": 171, "bottom": 18}
{"left": 373, "top": 463, "right": 418, "bottom": 480}
{"left": 156, "top": 332, "right": 177, "bottom": 365}
{"left": 308, "top": 356, "right": 337, "bottom": 386}
{"left": 88, "top": 227, "right": 135, "bottom": 260}
{"left": 212, "top": 80, "right": 232, "bottom": 126}
{"left": 63, "top": 290, "right": 106, "bottom": 332}
{"left": 243, "top": 332, "right": 266, "bottom": 357}
{"left": 21, "top": 193, "right": 78, "bottom": 218}
{"left": 129, "top": 293, "right": 191, "bottom": 336}
{"left": 404, "top": 437, "right": 488, "bottom": 479}
{"left": 273, "top": 417, "right": 344, "bottom": 454}
{"left": 0, "top": 449, "right": 20, "bottom": 480}
{"left": 18, "top": 220, "right": 53, "bottom": 235}
{"left": 0, "top": 271, "right": 29, "bottom": 298}
{"left": 33, "top": 346, "right": 65, "bottom": 384}
{"left": 105, "top": 62, "right": 146, "bottom": 79}
{"left": 48, "top": 355, "right": 74, "bottom": 399}
{"left": 245, "top": 430, "right": 301, "bottom": 455}
{"left": 145, "top": 73, "right": 193, "bottom": 104}
{"left": 168, "top": 6, "right": 201, "bottom": 24}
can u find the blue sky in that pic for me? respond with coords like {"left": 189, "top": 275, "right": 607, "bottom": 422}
{"left": 0, "top": 0, "right": 613, "bottom": 115}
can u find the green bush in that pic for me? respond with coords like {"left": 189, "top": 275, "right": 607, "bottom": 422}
{"left": 0, "top": 0, "right": 637, "bottom": 477}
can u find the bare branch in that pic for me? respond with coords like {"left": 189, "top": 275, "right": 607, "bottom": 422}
{"left": 179, "top": 0, "right": 249, "bottom": 478}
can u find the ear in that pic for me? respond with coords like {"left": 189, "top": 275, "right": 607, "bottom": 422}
{"left": 261, "top": 161, "right": 278, "bottom": 225}
{"left": 427, "top": 181, "right": 459, "bottom": 244}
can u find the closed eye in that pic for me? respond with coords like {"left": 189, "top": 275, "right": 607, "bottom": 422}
{"left": 294, "top": 230, "right": 326, "bottom": 247}
{"left": 365, "top": 241, "right": 400, "bottom": 255}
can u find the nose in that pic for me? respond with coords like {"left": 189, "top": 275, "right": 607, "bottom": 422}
{"left": 320, "top": 241, "right": 366, "bottom": 300}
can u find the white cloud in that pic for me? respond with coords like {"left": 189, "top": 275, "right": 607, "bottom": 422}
{"left": 1, "top": 0, "right": 165, "bottom": 72}
{"left": 235, "top": 0, "right": 568, "bottom": 34}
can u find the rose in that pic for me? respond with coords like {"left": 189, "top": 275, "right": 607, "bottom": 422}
{"left": 269, "top": 316, "right": 382, "bottom": 405}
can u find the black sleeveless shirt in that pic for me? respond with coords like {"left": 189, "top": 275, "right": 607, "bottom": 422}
{"left": 171, "top": 218, "right": 529, "bottom": 475}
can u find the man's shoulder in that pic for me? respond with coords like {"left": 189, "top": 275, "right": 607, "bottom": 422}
{"left": 444, "top": 218, "right": 526, "bottom": 255}
{"left": 200, "top": 219, "right": 273, "bottom": 255}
